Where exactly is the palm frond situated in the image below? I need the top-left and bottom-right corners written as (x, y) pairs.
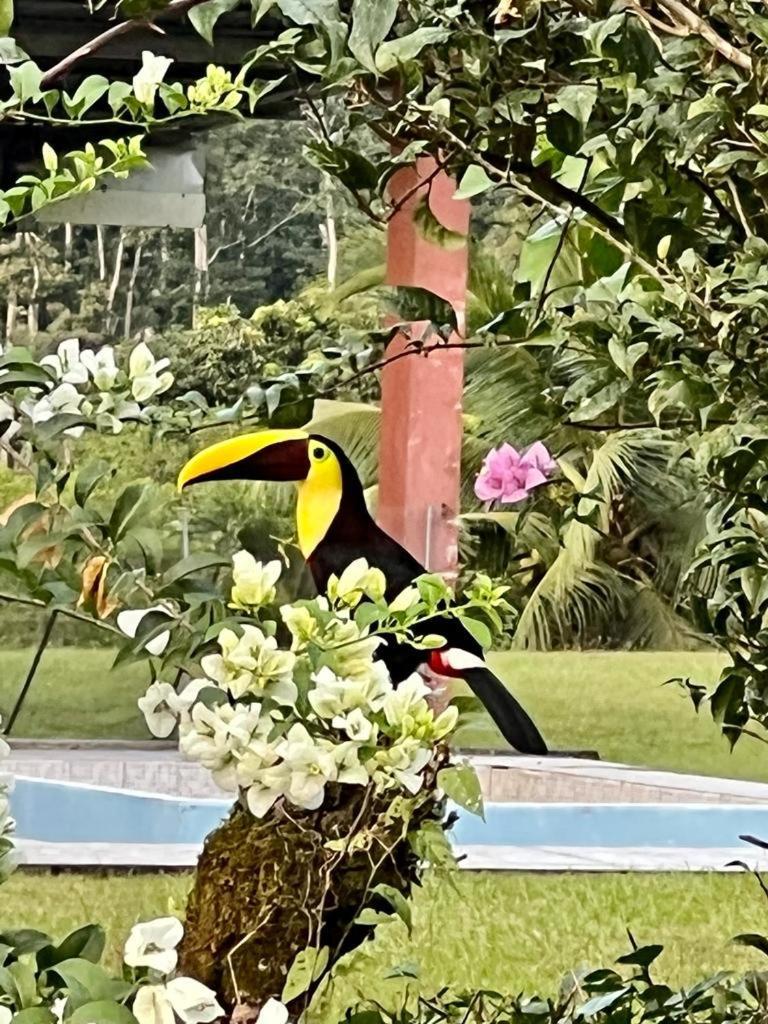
top-left (621, 584), bottom-right (707, 651)
top-left (513, 430), bottom-right (678, 649)
top-left (464, 347), bottom-right (555, 447)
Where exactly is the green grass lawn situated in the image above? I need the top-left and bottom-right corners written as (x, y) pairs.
top-left (2, 646), bottom-right (765, 781)
top-left (2, 871), bottom-right (767, 1005)
top-left (0, 648), bottom-right (150, 739)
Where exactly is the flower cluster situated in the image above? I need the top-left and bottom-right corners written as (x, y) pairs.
top-left (474, 441), bottom-right (556, 504)
top-left (125, 917), bottom-right (223, 1024)
top-left (8, 337), bottom-right (173, 438)
top-left (139, 553), bottom-right (459, 818)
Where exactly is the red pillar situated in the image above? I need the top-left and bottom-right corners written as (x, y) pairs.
top-left (377, 158), bottom-right (470, 573)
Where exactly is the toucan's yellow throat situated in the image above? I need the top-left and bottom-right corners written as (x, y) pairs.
top-left (177, 428), bottom-right (344, 558)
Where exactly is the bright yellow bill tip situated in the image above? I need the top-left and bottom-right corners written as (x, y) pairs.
top-left (177, 428), bottom-right (308, 492)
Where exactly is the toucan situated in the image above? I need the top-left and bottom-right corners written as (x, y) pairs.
top-left (178, 429), bottom-right (548, 755)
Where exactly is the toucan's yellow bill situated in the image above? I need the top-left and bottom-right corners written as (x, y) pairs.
top-left (177, 429), bottom-right (309, 491)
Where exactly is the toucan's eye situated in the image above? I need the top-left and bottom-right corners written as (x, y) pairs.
top-left (311, 445), bottom-right (328, 462)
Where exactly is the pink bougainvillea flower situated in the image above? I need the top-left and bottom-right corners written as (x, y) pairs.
top-left (474, 441), bottom-right (556, 504)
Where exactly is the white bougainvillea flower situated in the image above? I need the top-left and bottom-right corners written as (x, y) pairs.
top-left (133, 984), bottom-right (175, 1024)
top-left (308, 664), bottom-right (390, 720)
top-left (22, 382), bottom-right (86, 437)
top-left (138, 681), bottom-right (179, 739)
top-left (278, 723), bottom-right (338, 810)
top-left (124, 916), bottom-right (184, 975)
top-left (327, 557), bottom-right (386, 607)
top-left (117, 606), bottom-right (171, 656)
top-left (388, 585), bottom-right (421, 613)
top-left (381, 673), bottom-right (431, 729)
top-left (279, 600), bottom-right (326, 650)
top-left (171, 677), bottom-right (211, 717)
top-left (332, 706), bottom-right (377, 744)
top-left (201, 626), bottom-right (297, 703)
top-left (40, 337), bottom-right (89, 384)
top-left (179, 701), bottom-right (268, 793)
top-left (164, 976), bottom-right (225, 1024)
top-left (230, 552), bottom-right (282, 609)
top-left (369, 739), bottom-right (431, 795)
top-left (129, 341), bottom-right (173, 402)
top-left (245, 761), bottom-right (291, 818)
top-left (0, 1007), bottom-right (13, 1024)
top-left (333, 740), bottom-right (369, 786)
top-left (133, 51), bottom-right (174, 107)
top-left (319, 621), bottom-right (384, 683)
top-left (80, 345), bottom-right (118, 391)
top-left (256, 999), bottom-right (289, 1024)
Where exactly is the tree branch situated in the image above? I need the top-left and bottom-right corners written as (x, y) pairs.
top-left (40, 0), bottom-right (213, 89)
top-left (631, 0), bottom-right (752, 71)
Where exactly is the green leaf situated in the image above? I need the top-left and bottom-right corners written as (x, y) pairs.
top-left (733, 933), bottom-right (768, 956)
top-left (7, 961), bottom-right (36, 1010)
top-left (457, 613), bottom-right (493, 650)
top-left (0, 0), bottom-right (13, 35)
top-left (547, 110), bottom-right (583, 155)
top-left (369, 882), bottom-right (413, 934)
top-left (276, 0), bottom-right (339, 25)
top-left (282, 946), bottom-right (327, 1002)
top-left (64, 75), bottom-right (109, 116)
top-left (348, 0), bottom-right (397, 73)
top-left (251, 0), bottom-right (274, 23)
top-left (616, 944), bottom-right (663, 967)
top-left (37, 925), bottom-right (106, 971)
top-left (454, 164), bottom-right (494, 200)
top-left (10, 1010), bottom-right (55, 1024)
top-left (557, 84), bottom-right (598, 126)
top-left (47, 959), bottom-right (130, 1008)
top-left (375, 27), bottom-right (448, 72)
top-left (0, 36), bottom-right (28, 64)
top-left (107, 81), bottom-right (133, 114)
top-left (189, 0), bottom-right (240, 44)
top-left (438, 763), bottom-right (484, 818)
top-left (74, 461), bottom-right (114, 507)
top-left (68, 1002), bottom-right (136, 1024)
top-left (576, 989), bottom-right (630, 1018)
top-left (8, 60), bottom-right (43, 103)
top-left (162, 551), bottom-right (230, 588)
top-left (108, 482), bottom-right (153, 542)
top-left (41, 143), bottom-right (57, 173)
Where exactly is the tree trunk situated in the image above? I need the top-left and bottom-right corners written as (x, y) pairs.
top-left (106, 229), bottom-right (125, 333)
top-left (179, 779), bottom-right (445, 1020)
top-left (124, 242), bottom-right (143, 340)
top-left (63, 222), bottom-right (73, 268)
top-left (5, 291), bottom-right (17, 342)
top-left (96, 225), bottom-right (107, 282)
top-left (193, 225), bottom-right (208, 324)
top-left (28, 253), bottom-right (41, 341)
top-left (323, 191), bottom-right (338, 291)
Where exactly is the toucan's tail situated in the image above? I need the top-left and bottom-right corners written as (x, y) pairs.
top-left (463, 666), bottom-right (548, 755)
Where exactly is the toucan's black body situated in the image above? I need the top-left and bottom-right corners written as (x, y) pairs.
top-left (306, 440), bottom-right (548, 756)
top-left (179, 431), bottom-right (548, 755)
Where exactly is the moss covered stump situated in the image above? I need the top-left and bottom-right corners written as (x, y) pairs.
top-left (178, 781), bottom-right (444, 1017)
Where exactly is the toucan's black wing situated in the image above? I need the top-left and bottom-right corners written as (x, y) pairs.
top-left (377, 615), bottom-right (548, 755)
